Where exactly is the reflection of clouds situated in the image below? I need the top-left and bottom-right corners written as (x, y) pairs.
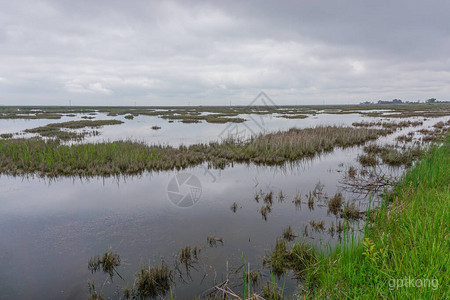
top-left (81, 113), bottom-right (375, 146)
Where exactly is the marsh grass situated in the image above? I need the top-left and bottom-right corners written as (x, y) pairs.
top-left (230, 202), bottom-right (238, 213)
top-left (88, 249), bottom-right (122, 280)
top-left (24, 119), bottom-right (123, 140)
top-left (292, 193), bottom-right (302, 208)
top-left (328, 192), bottom-right (343, 215)
top-left (262, 281), bottom-right (283, 299)
top-left (260, 204), bottom-right (272, 221)
top-left (0, 126), bottom-right (391, 176)
top-left (207, 234), bottom-right (223, 247)
top-left (179, 245), bottom-right (192, 266)
top-left (263, 191), bottom-right (273, 205)
top-left (277, 190), bottom-right (285, 202)
top-left (363, 143), bottom-right (425, 167)
top-left (309, 220), bottom-right (325, 231)
top-left (88, 280), bottom-right (105, 300)
top-left (264, 239), bottom-right (317, 278)
top-left (340, 202), bottom-right (363, 220)
top-left (2, 103), bottom-right (448, 123)
top-left (245, 270), bottom-right (259, 286)
top-left (347, 166), bottom-right (357, 178)
top-left (352, 120), bottom-right (423, 129)
top-left (305, 137), bottom-right (449, 298)
top-left (282, 226), bottom-right (296, 242)
top-left (396, 134), bottom-right (413, 143)
top-left (307, 192), bottom-right (314, 210)
top-left (134, 262), bottom-right (173, 299)
top-left (358, 153), bottom-right (378, 167)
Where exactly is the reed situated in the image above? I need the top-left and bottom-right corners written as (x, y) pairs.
top-left (282, 226), bottom-right (296, 241)
top-left (305, 136), bottom-right (449, 298)
top-left (88, 249), bottom-right (122, 280)
top-left (328, 192), bottom-right (343, 215)
top-left (134, 262), bottom-right (173, 298)
top-left (0, 126), bottom-right (390, 176)
top-left (264, 238), bottom-right (317, 278)
top-left (230, 202), bottom-right (238, 213)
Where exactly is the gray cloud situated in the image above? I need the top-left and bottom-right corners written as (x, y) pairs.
top-left (0, 0), bottom-right (449, 105)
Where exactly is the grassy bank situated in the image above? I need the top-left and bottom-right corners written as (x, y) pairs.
top-left (0, 126), bottom-right (389, 176)
top-left (304, 136), bottom-right (449, 298)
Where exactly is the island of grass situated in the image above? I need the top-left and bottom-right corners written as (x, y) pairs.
top-left (0, 126), bottom-right (391, 176)
top-left (24, 119), bottom-right (124, 140)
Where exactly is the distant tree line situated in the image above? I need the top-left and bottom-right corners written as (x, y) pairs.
top-left (360, 98), bottom-right (446, 105)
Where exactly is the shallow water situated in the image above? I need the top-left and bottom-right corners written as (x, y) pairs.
top-left (0, 112), bottom-right (448, 299)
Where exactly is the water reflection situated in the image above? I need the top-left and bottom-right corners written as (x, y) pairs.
top-left (0, 114), bottom-right (448, 298)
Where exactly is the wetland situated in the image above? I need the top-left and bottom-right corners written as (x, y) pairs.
top-left (0, 104), bottom-right (449, 299)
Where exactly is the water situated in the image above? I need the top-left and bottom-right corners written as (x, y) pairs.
top-left (0, 112), bottom-right (448, 299)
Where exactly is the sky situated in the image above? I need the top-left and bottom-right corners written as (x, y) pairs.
top-left (0, 0), bottom-right (449, 106)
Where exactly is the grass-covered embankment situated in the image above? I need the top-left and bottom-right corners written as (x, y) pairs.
top-left (305, 136), bottom-right (449, 298)
top-left (0, 126), bottom-right (389, 176)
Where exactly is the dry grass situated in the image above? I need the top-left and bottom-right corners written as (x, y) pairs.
top-left (0, 126), bottom-right (390, 176)
top-left (363, 143), bottom-right (425, 167)
top-left (24, 120), bottom-right (123, 140)
top-left (358, 153), bottom-right (378, 167)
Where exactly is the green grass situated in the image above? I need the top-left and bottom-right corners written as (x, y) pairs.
top-left (0, 126), bottom-right (389, 176)
top-left (305, 136), bottom-right (449, 298)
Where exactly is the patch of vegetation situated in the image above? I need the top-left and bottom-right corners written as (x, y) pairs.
top-left (309, 220), bottom-right (325, 231)
top-left (207, 234), bottom-right (223, 247)
top-left (133, 262), bottom-right (173, 299)
top-left (282, 226), bottom-right (296, 241)
top-left (264, 239), bottom-right (317, 278)
top-left (358, 153), bottom-right (378, 167)
top-left (23, 120), bottom-right (123, 140)
top-left (0, 126), bottom-right (390, 176)
top-left (340, 202), bottom-right (363, 220)
top-left (328, 192), bottom-right (343, 215)
top-left (2, 103), bottom-right (448, 123)
top-left (88, 249), bottom-right (122, 280)
top-left (0, 133), bottom-right (13, 139)
top-left (230, 202), bottom-right (238, 213)
top-left (363, 143), bottom-right (425, 167)
top-left (305, 137), bottom-right (449, 298)
top-left (352, 120), bottom-right (423, 129)
top-left (292, 193), bottom-right (302, 208)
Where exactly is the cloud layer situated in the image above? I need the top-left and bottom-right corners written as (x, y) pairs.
top-left (1, 0), bottom-right (449, 105)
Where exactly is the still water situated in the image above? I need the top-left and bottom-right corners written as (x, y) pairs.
top-left (0, 113), bottom-right (446, 299)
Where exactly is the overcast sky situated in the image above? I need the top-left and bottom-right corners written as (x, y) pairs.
top-left (1, 0), bottom-right (449, 106)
